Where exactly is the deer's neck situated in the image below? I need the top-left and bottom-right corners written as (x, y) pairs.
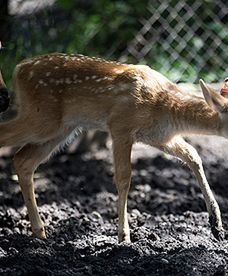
top-left (173, 97), bottom-right (221, 136)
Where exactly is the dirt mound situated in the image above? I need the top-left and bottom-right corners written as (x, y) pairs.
top-left (0, 136), bottom-right (228, 275)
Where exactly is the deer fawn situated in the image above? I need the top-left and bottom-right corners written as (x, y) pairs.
top-left (0, 53), bottom-right (226, 242)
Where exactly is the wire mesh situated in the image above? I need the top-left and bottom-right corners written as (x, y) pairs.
top-left (124, 0), bottom-right (228, 83)
top-left (2, 0), bottom-right (228, 84)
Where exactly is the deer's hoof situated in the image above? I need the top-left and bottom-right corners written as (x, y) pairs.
top-left (32, 227), bottom-right (47, 239)
top-left (118, 233), bottom-right (131, 243)
top-left (211, 226), bottom-right (225, 241)
top-left (209, 216), bottom-right (225, 241)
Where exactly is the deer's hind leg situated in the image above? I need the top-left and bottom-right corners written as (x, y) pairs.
top-left (13, 138), bottom-right (62, 238)
top-left (159, 136), bottom-right (224, 240)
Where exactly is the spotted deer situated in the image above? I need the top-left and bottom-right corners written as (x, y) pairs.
top-left (0, 53), bottom-right (226, 242)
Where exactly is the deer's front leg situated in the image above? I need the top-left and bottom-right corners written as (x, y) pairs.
top-left (112, 134), bottom-right (133, 243)
top-left (160, 136), bottom-right (224, 240)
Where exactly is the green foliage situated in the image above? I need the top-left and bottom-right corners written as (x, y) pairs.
top-left (0, 0), bottom-right (227, 87)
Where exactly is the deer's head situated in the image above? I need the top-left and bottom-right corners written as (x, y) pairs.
top-left (200, 79), bottom-right (228, 138)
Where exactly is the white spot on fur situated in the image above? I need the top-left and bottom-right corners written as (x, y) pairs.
top-left (65, 78), bottom-right (72, 84)
top-left (28, 71), bottom-right (34, 80)
top-left (115, 69), bottom-right (124, 74)
top-left (18, 59), bottom-right (33, 67)
top-left (34, 61), bottom-right (40, 65)
top-left (46, 72), bottom-right (51, 76)
top-left (85, 76), bottom-right (90, 80)
top-left (54, 66), bottom-right (59, 69)
top-left (38, 79), bottom-right (47, 86)
top-left (95, 78), bottom-right (103, 82)
top-left (103, 76), bottom-right (113, 81)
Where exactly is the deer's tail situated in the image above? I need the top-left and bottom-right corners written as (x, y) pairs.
top-left (0, 69), bottom-right (10, 113)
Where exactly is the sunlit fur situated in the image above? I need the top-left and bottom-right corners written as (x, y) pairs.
top-left (0, 53), bottom-right (226, 241)
top-left (2, 53), bottom-right (220, 147)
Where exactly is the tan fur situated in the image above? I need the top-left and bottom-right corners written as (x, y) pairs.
top-left (0, 53), bottom-right (226, 241)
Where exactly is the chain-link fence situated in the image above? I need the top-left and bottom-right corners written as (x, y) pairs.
top-left (1, 0), bottom-right (228, 85)
top-left (124, 0), bottom-right (228, 83)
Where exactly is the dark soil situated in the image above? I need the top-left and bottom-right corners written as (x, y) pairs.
top-left (0, 136), bottom-right (228, 275)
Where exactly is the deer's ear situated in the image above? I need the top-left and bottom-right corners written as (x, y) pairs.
top-left (199, 79), bottom-right (226, 113)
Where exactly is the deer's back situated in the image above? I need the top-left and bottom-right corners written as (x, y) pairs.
top-left (12, 53), bottom-right (180, 133)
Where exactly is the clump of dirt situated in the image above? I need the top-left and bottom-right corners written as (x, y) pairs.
top-left (0, 136), bottom-right (228, 275)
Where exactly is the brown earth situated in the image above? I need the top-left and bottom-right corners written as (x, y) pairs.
top-left (0, 135), bottom-right (228, 275)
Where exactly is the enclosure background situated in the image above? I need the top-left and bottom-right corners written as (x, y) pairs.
top-left (0, 0), bottom-right (227, 88)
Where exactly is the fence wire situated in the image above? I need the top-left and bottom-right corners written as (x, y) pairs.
top-left (3, 0), bottom-right (228, 85)
top-left (124, 0), bottom-right (228, 83)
